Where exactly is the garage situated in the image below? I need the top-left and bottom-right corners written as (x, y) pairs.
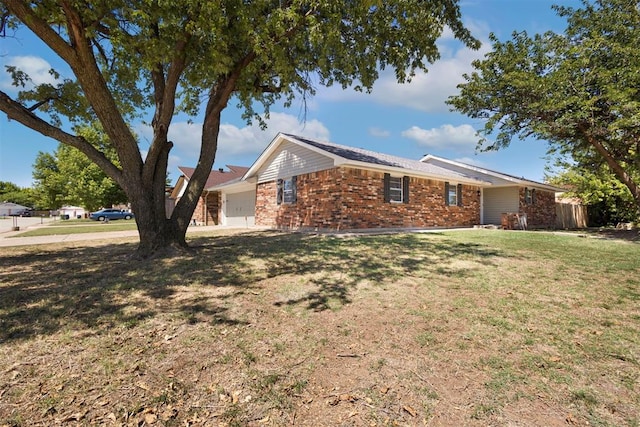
top-left (223, 190), bottom-right (255, 227)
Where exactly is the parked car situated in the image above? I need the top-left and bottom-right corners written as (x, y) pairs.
top-left (9, 209), bottom-right (32, 217)
top-left (89, 208), bottom-right (134, 221)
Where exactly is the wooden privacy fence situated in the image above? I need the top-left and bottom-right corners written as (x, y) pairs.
top-left (556, 202), bottom-right (587, 229)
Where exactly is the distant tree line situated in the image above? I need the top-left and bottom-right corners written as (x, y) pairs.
top-left (2, 123), bottom-right (127, 211)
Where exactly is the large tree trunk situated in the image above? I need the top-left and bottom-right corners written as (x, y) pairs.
top-left (130, 91), bottom-right (226, 258)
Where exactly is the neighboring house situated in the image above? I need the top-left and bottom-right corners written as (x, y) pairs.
top-left (59, 206), bottom-right (87, 219)
top-left (0, 202), bottom-right (29, 216)
top-left (171, 165), bottom-right (249, 225)
top-left (236, 133), bottom-right (561, 230)
top-left (207, 176), bottom-right (257, 227)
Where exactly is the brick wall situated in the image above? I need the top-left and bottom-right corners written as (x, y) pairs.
top-left (191, 191), bottom-right (220, 225)
top-left (255, 167), bottom-right (480, 230)
top-left (519, 188), bottom-right (556, 228)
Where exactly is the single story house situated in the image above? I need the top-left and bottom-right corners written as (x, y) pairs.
top-left (0, 202), bottom-right (29, 216)
top-left (171, 165), bottom-right (249, 225)
top-left (186, 133), bottom-right (562, 230)
top-left (59, 206), bottom-right (87, 219)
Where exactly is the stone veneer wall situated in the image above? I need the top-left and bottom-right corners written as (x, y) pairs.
top-left (519, 188), bottom-right (556, 227)
top-left (255, 167), bottom-right (480, 230)
top-left (191, 191), bottom-right (220, 225)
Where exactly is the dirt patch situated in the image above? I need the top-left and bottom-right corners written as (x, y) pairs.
top-left (576, 227), bottom-right (640, 242)
top-left (0, 230), bottom-right (638, 426)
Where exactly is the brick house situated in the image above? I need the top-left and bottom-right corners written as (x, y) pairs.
top-left (234, 133), bottom-right (560, 230)
top-left (171, 165), bottom-right (249, 225)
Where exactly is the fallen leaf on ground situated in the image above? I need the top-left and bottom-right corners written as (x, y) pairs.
top-left (403, 405), bottom-right (417, 417)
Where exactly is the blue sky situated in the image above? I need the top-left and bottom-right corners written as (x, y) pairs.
top-left (0, 0), bottom-right (582, 188)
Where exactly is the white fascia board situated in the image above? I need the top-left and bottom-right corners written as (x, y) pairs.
top-left (243, 133), bottom-right (341, 180)
top-left (422, 154), bottom-right (521, 183)
top-left (422, 154), bottom-right (562, 191)
top-left (242, 133), bottom-right (290, 180)
top-left (207, 179), bottom-right (255, 193)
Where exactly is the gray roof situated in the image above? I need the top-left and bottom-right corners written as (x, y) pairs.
top-left (421, 154), bottom-right (564, 191)
top-left (285, 134), bottom-right (488, 184)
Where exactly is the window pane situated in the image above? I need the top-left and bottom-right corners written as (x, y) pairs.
top-left (389, 177), bottom-right (402, 202)
top-left (448, 187), bottom-right (457, 206)
top-left (283, 177), bottom-right (296, 203)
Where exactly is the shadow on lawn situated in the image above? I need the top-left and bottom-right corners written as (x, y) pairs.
top-left (0, 231), bottom-right (503, 343)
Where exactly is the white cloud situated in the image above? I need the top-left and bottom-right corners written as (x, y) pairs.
top-left (316, 28), bottom-right (491, 113)
top-left (368, 127), bottom-right (391, 138)
top-left (0, 56), bottom-right (58, 90)
top-left (137, 112), bottom-right (331, 161)
top-left (401, 124), bottom-right (479, 151)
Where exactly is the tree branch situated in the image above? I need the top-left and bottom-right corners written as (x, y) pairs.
top-left (0, 90), bottom-right (123, 185)
top-left (27, 96), bottom-right (58, 112)
top-left (582, 127), bottom-right (640, 203)
top-left (3, 0), bottom-right (77, 65)
top-left (143, 32), bottom-right (190, 185)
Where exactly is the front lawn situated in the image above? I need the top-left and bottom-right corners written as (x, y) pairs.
top-left (0, 230), bottom-right (638, 426)
top-left (13, 220), bottom-right (138, 237)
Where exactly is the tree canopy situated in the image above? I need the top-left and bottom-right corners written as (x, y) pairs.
top-left (549, 162), bottom-right (638, 226)
top-left (1, 0), bottom-right (479, 257)
top-left (32, 123), bottom-right (128, 211)
top-left (447, 0), bottom-right (640, 216)
top-left (0, 181), bottom-right (34, 207)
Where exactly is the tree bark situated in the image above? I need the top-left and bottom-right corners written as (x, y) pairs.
top-left (2, 2), bottom-right (256, 258)
top-left (585, 132), bottom-right (640, 216)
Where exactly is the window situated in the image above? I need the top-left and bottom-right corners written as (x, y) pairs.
top-left (384, 174), bottom-right (409, 203)
top-left (444, 182), bottom-right (463, 206)
top-left (389, 176), bottom-right (403, 203)
top-left (525, 187), bottom-right (536, 205)
top-left (277, 176), bottom-right (297, 204)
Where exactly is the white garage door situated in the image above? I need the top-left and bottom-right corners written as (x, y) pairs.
top-left (225, 190), bottom-right (255, 227)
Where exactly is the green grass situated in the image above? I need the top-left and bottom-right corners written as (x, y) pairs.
top-left (12, 220), bottom-right (138, 237)
top-left (0, 229), bottom-right (638, 426)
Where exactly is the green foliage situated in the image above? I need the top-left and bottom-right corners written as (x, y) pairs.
top-left (0, 181), bottom-right (35, 207)
top-left (550, 164), bottom-right (638, 226)
top-left (1, 0), bottom-right (479, 255)
top-left (32, 123), bottom-right (127, 211)
top-left (448, 0), bottom-right (640, 214)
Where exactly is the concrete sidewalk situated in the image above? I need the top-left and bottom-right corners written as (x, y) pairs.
top-left (0, 220), bottom-right (223, 248)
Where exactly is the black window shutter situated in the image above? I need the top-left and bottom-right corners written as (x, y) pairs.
top-left (276, 179), bottom-right (283, 205)
top-left (444, 182), bottom-right (450, 206)
top-left (532, 189), bottom-right (536, 205)
top-left (383, 173), bottom-right (391, 203)
top-left (402, 176), bottom-right (409, 203)
top-left (457, 184), bottom-right (463, 207)
top-left (292, 176), bottom-right (297, 203)
top-left (525, 187), bottom-right (529, 204)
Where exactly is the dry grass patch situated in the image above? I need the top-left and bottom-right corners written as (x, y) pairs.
top-left (0, 229), bottom-right (638, 426)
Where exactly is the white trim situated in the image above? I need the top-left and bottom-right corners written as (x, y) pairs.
top-left (421, 154), bottom-right (562, 192)
top-left (244, 133), bottom-right (486, 186)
